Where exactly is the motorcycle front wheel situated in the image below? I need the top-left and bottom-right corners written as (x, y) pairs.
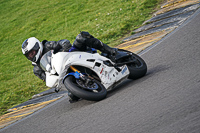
top-left (63, 76), bottom-right (107, 101)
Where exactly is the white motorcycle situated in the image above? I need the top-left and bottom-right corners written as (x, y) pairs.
top-left (40, 49), bottom-right (147, 101)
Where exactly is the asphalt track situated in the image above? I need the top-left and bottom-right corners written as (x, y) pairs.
top-left (1, 9), bottom-right (200, 133)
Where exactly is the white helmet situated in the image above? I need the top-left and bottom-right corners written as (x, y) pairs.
top-left (22, 37), bottom-right (43, 63)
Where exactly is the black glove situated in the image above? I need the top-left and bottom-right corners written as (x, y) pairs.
top-left (53, 44), bottom-right (62, 54)
top-left (58, 39), bottom-right (72, 52)
top-left (80, 31), bottom-right (94, 38)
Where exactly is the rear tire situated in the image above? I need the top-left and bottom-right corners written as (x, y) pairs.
top-left (118, 49), bottom-right (147, 79)
top-left (64, 76), bottom-right (107, 101)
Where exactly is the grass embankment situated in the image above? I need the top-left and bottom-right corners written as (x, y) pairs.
top-left (0, 0), bottom-right (164, 115)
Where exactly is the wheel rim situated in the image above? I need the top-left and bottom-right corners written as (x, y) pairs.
top-left (76, 79), bottom-right (98, 90)
top-left (72, 77), bottom-right (104, 93)
top-left (117, 54), bottom-right (143, 68)
top-left (129, 55), bottom-right (143, 68)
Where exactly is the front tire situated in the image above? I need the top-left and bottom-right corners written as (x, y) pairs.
top-left (64, 76), bottom-right (107, 101)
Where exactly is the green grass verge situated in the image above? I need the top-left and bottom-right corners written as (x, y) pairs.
top-left (0, 0), bottom-right (165, 115)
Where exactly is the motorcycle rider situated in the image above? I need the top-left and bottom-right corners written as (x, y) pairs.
top-left (22, 31), bottom-right (118, 101)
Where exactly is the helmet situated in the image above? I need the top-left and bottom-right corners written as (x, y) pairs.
top-left (22, 37), bottom-right (43, 63)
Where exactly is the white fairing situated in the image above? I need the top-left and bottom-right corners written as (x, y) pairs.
top-left (45, 72), bottom-right (59, 87)
top-left (45, 51), bottom-right (130, 90)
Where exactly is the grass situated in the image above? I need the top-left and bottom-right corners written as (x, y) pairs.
top-left (0, 0), bottom-right (165, 115)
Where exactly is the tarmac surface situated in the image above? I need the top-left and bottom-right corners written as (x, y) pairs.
top-left (1, 0), bottom-right (200, 132)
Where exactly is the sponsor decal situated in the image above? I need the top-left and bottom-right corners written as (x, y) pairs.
top-left (100, 68), bottom-right (104, 74)
top-left (121, 66), bottom-right (128, 75)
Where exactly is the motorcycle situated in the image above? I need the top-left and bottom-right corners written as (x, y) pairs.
top-left (40, 48), bottom-right (147, 101)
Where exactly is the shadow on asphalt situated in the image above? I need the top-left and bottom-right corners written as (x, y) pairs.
top-left (106, 64), bottom-right (171, 98)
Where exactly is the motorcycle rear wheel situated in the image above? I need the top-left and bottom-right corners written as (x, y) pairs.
top-left (118, 49), bottom-right (147, 79)
top-left (63, 76), bottom-right (107, 101)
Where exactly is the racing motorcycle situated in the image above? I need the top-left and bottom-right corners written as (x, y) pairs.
top-left (40, 49), bottom-right (147, 101)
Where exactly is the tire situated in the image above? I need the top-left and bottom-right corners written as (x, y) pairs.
top-left (118, 49), bottom-right (147, 79)
top-left (63, 76), bottom-right (107, 101)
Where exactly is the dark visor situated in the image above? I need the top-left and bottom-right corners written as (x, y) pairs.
top-left (25, 50), bottom-right (37, 61)
top-left (25, 42), bottom-right (40, 62)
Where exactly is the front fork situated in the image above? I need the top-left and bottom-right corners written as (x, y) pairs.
top-left (69, 66), bottom-right (85, 79)
top-left (70, 66), bottom-right (80, 73)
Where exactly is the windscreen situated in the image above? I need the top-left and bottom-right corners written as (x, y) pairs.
top-left (40, 50), bottom-right (53, 72)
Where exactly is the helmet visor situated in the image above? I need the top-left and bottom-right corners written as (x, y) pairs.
top-left (25, 49), bottom-right (37, 62)
top-left (24, 42), bottom-right (40, 62)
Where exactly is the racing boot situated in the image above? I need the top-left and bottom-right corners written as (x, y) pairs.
top-left (96, 42), bottom-right (128, 63)
top-left (84, 37), bottom-right (121, 62)
top-left (99, 43), bottom-right (119, 62)
top-left (68, 92), bottom-right (80, 103)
